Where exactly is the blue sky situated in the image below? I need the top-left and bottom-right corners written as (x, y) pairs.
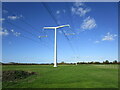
top-left (1, 2), bottom-right (118, 63)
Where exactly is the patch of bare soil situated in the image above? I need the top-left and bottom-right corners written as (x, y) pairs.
top-left (2, 70), bottom-right (36, 82)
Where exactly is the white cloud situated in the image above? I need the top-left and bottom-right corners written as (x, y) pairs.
top-left (58, 30), bottom-right (62, 34)
top-left (11, 29), bottom-right (14, 32)
top-left (81, 16), bottom-right (96, 30)
top-left (71, 7), bottom-right (76, 13)
top-left (74, 2), bottom-right (84, 7)
top-left (8, 15), bottom-right (23, 20)
top-left (8, 16), bottom-right (19, 20)
top-left (13, 32), bottom-right (21, 37)
top-left (94, 40), bottom-right (100, 44)
top-left (10, 29), bottom-right (21, 37)
top-left (59, 30), bottom-right (68, 35)
top-left (93, 32), bottom-right (117, 44)
top-left (0, 28), bottom-right (9, 36)
top-left (71, 2), bottom-right (91, 17)
top-left (102, 32), bottom-right (117, 41)
top-left (0, 18), bottom-right (5, 22)
top-left (56, 10), bottom-right (60, 14)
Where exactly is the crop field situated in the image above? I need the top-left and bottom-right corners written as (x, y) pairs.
top-left (2, 64), bottom-right (118, 88)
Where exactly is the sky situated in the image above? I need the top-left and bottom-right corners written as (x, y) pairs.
top-left (0, 2), bottom-right (118, 63)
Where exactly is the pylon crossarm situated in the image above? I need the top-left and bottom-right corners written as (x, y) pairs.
top-left (43, 27), bottom-right (56, 29)
top-left (56, 24), bottom-right (70, 29)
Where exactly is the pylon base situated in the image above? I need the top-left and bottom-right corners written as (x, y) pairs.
top-left (53, 65), bottom-right (57, 67)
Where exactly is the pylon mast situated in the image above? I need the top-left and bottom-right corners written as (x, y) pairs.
top-left (43, 24), bottom-right (70, 67)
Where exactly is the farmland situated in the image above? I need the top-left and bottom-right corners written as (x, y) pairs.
top-left (2, 64), bottom-right (118, 88)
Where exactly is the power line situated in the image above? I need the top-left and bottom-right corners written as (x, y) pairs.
top-left (3, 27), bottom-right (42, 45)
top-left (4, 26), bottom-right (43, 44)
top-left (4, 7), bottom-right (53, 48)
top-left (6, 13), bottom-right (53, 49)
top-left (5, 22), bottom-right (52, 50)
top-left (16, 11), bottom-right (54, 45)
top-left (19, 18), bottom-right (47, 36)
top-left (42, 3), bottom-right (68, 38)
top-left (6, 20), bottom-right (38, 38)
top-left (21, 34), bottom-right (42, 44)
top-left (42, 2), bottom-right (76, 54)
top-left (42, 3), bottom-right (59, 25)
top-left (16, 33), bottom-right (51, 50)
top-left (4, 7), bottom-right (46, 35)
top-left (4, 3), bottom-right (76, 54)
top-left (67, 3), bottom-right (76, 33)
top-left (20, 34), bottom-right (52, 50)
top-left (65, 2), bottom-right (79, 54)
top-left (19, 18), bottom-right (54, 45)
top-left (19, 19), bottom-right (41, 33)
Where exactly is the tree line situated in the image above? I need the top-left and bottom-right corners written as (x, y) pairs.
top-left (0, 60), bottom-right (119, 65)
top-left (76, 60), bottom-right (118, 64)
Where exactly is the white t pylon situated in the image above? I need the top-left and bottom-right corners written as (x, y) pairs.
top-left (43, 24), bottom-right (70, 67)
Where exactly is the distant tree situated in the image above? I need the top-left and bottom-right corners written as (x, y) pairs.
top-left (80, 62), bottom-right (87, 64)
top-left (109, 62), bottom-right (113, 64)
top-left (59, 61), bottom-right (66, 65)
top-left (89, 61), bottom-right (94, 64)
top-left (61, 61), bottom-right (65, 64)
top-left (113, 60), bottom-right (117, 64)
top-left (9, 62), bottom-right (16, 65)
top-left (103, 60), bottom-right (109, 64)
top-left (9, 62), bottom-right (15, 64)
top-left (77, 62), bottom-right (81, 64)
top-left (94, 62), bottom-right (100, 64)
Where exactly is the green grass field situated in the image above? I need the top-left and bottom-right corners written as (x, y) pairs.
top-left (2, 64), bottom-right (118, 88)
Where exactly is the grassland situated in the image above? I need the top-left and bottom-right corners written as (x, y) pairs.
top-left (2, 64), bottom-right (118, 88)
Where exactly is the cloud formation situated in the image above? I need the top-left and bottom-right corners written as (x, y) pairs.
top-left (71, 2), bottom-right (91, 17)
top-left (94, 40), bottom-right (100, 44)
top-left (0, 28), bottom-right (9, 36)
top-left (56, 10), bottom-right (60, 14)
top-left (102, 32), bottom-right (117, 41)
top-left (0, 18), bottom-right (5, 22)
top-left (81, 16), bottom-right (96, 30)
top-left (56, 9), bottom-right (66, 15)
top-left (58, 30), bottom-right (62, 34)
top-left (94, 32), bottom-right (117, 44)
top-left (10, 29), bottom-right (21, 37)
top-left (13, 32), bottom-right (21, 37)
top-left (74, 2), bottom-right (84, 7)
top-left (8, 15), bottom-right (23, 20)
